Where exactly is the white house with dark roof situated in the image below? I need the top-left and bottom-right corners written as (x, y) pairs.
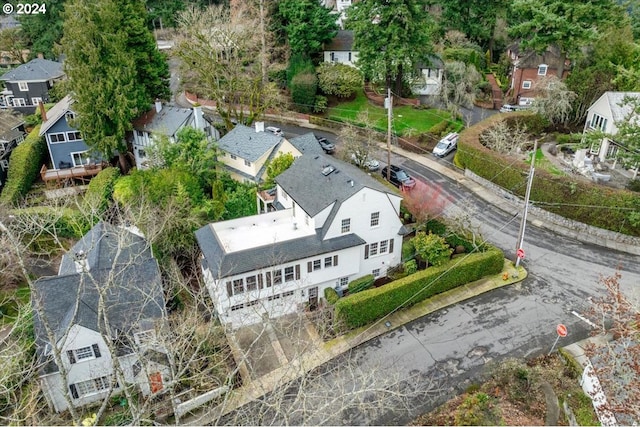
top-left (323, 30), bottom-right (358, 67)
top-left (217, 123), bottom-right (305, 184)
top-left (32, 223), bottom-right (169, 413)
top-left (131, 101), bottom-right (215, 169)
top-left (196, 153), bottom-right (405, 328)
top-left (583, 92), bottom-right (640, 168)
top-left (0, 110), bottom-right (25, 187)
top-left (0, 58), bottom-right (65, 114)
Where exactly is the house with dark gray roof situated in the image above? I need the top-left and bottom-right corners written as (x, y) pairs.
top-left (131, 101), bottom-right (216, 169)
top-left (0, 58), bottom-right (65, 114)
top-left (217, 122), bottom-right (306, 184)
top-left (0, 110), bottom-right (25, 187)
top-left (196, 153), bottom-right (405, 328)
top-left (32, 222), bottom-right (169, 413)
top-left (583, 91), bottom-right (640, 173)
top-left (323, 30), bottom-right (358, 67)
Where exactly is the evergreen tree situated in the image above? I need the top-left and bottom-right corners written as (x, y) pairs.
top-left (61, 0), bottom-right (169, 170)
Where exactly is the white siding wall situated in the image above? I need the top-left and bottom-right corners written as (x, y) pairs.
top-left (323, 51), bottom-right (358, 67)
top-left (584, 94), bottom-right (617, 162)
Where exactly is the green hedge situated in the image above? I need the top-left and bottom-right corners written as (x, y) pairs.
top-left (455, 113), bottom-right (640, 237)
top-left (84, 167), bottom-right (120, 212)
top-left (0, 124), bottom-right (46, 206)
top-left (348, 274), bottom-right (375, 294)
top-left (324, 287), bottom-right (339, 305)
top-left (335, 246), bottom-right (504, 329)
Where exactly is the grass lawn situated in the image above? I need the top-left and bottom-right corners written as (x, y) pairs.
top-left (527, 148), bottom-right (565, 176)
top-left (326, 90), bottom-right (460, 136)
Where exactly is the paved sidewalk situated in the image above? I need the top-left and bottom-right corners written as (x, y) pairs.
top-left (185, 260), bottom-right (527, 425)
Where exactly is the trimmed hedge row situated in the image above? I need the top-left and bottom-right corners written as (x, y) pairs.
top-left (455, 113), bottom-right (640, 237)
top-left (0, 124), bottom-right (46, 206)
top-left (84, 167), bottom-right (120, 212)
top-left (348, 274), bottom-right (375, 294)
top-left (335, 246), bottom-right (504, 329)
top-left (324, 287), bottom-right (339, 305)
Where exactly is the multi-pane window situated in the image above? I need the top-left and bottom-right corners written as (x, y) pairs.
top-left (18, 81), bottom-right (28, 91)
top-left (31, 97), bottom-right (42, 105)
top-left (324, 256), bottom-right (333, 267)
top-left (370, 212), bottom-right (380, 227)
top-left (75, 346), bottom-right (94, 361)
top-left (339, 277), bottom-right (349, 287)
top-left (230, 154), bottom-right (237, 160)
top-left (74, 376), bottom-right (110, 397)
top-left (67, 344), bottom-right (101, 364)
top-left (285, 266), bottom-right (295, 281)
top-left (65, 112), bottom-right (75, 121)
top-left (273, 269), bottom-right (282, 285)
top-left (268, 294), bottom-right (281, 301)
top-left (231, 303), bottom-right (244, 311)
top-left (313, 259), bottom-right (321, 271)
top-left (522, 80), bottom-right (532, 89)
top-left (380, 240), bottom-right (388, 254)
top-left (72, 151), bottom-right (90, 167)
top-left (369, 242), bottom-right (378, 256)
top-left (49, 133), bottom-right (66, 143)
top-left (244, 159), bottom-right (251, 166)
top-left (590, 114), bottom-right (608, 131)
top-left (341, 218), bottom-right (350, 233)
top-left (246, 276), bottom-right (257, 291)
top-left (537, 64), bottom-right (548, 76)
top-left (67, 131), bottom-right (82, 141)
top-left (372, 269), bottom-right (381, 277)
top-left (283, 290), bottom-right (294, 297)
top-left (233, 279), bottom-right (244, 295)
top-left (12, 98), bottom-right (26, 107)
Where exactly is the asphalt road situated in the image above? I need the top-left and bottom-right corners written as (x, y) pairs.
top-left (262, 123), bottom-right (640, 425)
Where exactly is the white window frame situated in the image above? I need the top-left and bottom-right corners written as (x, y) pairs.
top-left (341, 218), bottom-right (351, 233)
top-left (339, 277), bottom-right (348, 287)
top-left (244, 159), bottom-right (251, 167)
top-left (65, 112), bottom-right (75, 122)
top-left (17, 81), bottom-right (28, 91)
top-left (75, 376), bottom-right (110, 398)
top-left (230, 154), bottom-right (237, 160)
top-left (370, 242), bottom-right (378, 256)
top-left (74, 346), bottom-right (95, 361)
top-left (31, 97), bottom-right (42, 106)
top-left (380, 240), bottom-right (388, 254)
top-left (522, 80), bottom-right (532, 90)
top-left (537, 64), bottom-right (548, 76)
top-left (71, 151), bottom-right (90, 167)
top-left (370, 211), bottom-right (380, 227)
top-left (49, 133), bottom-right (66, 143)
top-left (134, 330), bottom-right (156, 347)
top-left (324, 256), bottom-right (333, 268)
top-left (67, 131), bottom-right (82, 141)
top-left (0, 159), bottom-right (8, 170)
top-left (372, 268), bottom-right (381, 277)
top-left (12, 98), bottom-right (26, 107)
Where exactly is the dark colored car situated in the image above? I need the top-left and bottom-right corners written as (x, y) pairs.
top-left (316, 136), bottom-right (335, 154)
top-left (381, 165), bottom-right (416, 189)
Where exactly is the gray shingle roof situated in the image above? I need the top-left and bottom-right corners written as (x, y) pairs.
top-left (288, 132), bottom-right (324, 156)
top-left (324, 30), bottom-right (354, 51)
top-left (132, 105), bottom-right (193, 137)
top-left (604, 92), bottom-right (640, 122)
top-left (196, 225), bottom-right (365, 278)
top-left (218, 124), bottom-right (281, 162)
top-left (32, 223), bottom-right (165, 371)
top-left (0, 58), bottom-right (64, 82)
top-left (275, 153), bottom-right (393, 217)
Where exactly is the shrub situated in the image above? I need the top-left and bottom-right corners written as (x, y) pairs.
top-left (412, 231), bottom-right (453, 266)
top-left (290, 72), bottom-right (318, 114)
top-left (84, 167), bottom-right (120, 212)
top-left (313, 95), bottom-right (328, 113)
top-left (287, 54), bottom-right (315, 86)
top-left (0, 124), bottom-right (46, 206)
top-left (403, 259), bottom-right (417, 275)
top-left (335, 246), bottom-right (504, 328)
top-left (13, 206), bottom-right (92, 239)
top-left (317, 62), bottom-right (363, 98)
top-left (348, 274), bottom-right (375, 294)
top-left (428, 120), bottom-right (449, 136)
top-left (626, 179), bottom-right (640, 193)
top-left (324, 287), bottom-right (339, 305)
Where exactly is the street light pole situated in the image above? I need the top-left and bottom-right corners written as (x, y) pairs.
top-left (386, 85), bottom-right (392, 181)
top-left (515, 139), bottom-right (538, 268)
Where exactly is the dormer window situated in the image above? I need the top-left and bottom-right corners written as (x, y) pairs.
top-left (538, 64), bottom-right (548, 76)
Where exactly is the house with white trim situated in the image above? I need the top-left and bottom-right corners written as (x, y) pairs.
top-left (217, 123), bottom-right (312, 185)
top-left (323, 30), bottom-right (358, 67)
top-left (131, 101), bottom-right (216, 169)
top-left (583, 91), bottom-right (640, 170)
top-left (0, 58), bottom-right (65, 114)
top-left (196, 153), bottom-right (405, 329)
top-left (32, 222), bottom-right (169, 413)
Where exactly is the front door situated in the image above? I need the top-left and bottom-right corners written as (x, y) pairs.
top-left (308, 287), bottom-right (318, 311)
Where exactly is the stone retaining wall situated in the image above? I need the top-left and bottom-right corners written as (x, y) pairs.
top-left (465, 169), bottom-right (640, 253)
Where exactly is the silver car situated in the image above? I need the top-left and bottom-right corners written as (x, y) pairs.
top-left (351, 152), bottom-right (379, 171)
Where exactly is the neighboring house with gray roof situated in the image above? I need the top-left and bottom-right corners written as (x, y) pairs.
top-left (217, 122), bottom-right (304, 184)
top-left (0, 110), bottom-right (25, 187)
top-left (195, 153), bottom-right (404, 329)
top-left (0, 58), bottom-right (65, 114)
top-left (323, 30), bottom-right (358, 67)
top-left (32, 222), bottom-right (169, 413)
top-left (413, 55), bottom-right (444, 98)
top-left (131, 101), bottom-right (217, 169)
top-left (583, 91), bottom-right (640, 169)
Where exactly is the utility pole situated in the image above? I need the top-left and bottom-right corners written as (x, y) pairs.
top-left (386, 86), bottom-right (392, 181)
top-left (515, 139), bottom-right (538, 268)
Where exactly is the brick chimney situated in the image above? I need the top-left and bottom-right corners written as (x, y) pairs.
top-left (38, 101), bottom-right (47, 122)
top-left (37, 53), bottom-right (44, 59)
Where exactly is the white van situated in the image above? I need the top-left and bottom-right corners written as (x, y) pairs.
top-left (265, 126), bottom-right (284, 137)
top-left (433, 132), bottom-right (459, 157)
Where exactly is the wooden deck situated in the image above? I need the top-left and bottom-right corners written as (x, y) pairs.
top-left (40, 164), bottom-right (103, 188)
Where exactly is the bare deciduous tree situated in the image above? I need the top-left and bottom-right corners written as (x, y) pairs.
top-left (532, 76), bottom-right (577, 127)
top-left (479, 120), bottom-right (530, 154)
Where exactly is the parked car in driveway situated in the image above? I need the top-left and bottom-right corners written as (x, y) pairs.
top-left (350, 152), bottom-right (380, 171)
top-left (381, 165), bottom-right (416, 189)
top-left (433, 132), bottom-right (459, 157)
top-left (316, 136), bottom-right (335, 154)
top-left (266, 126), bottom-right (283, 136)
